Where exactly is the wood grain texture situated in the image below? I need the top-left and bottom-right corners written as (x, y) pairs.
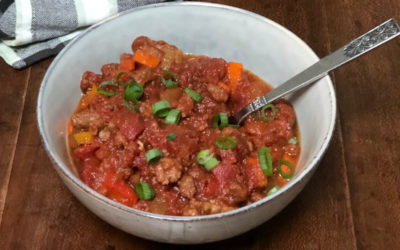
top-left (0, 59), bottom-right (30, 224)
top-left (322, 0), bottom-right (400, 249)
top-left (0, 0), bottom-right (399, 249)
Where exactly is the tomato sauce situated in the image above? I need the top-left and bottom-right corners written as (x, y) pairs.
top-left (68, 36), bottom-right (300, 216)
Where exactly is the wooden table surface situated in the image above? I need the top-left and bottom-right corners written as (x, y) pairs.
top-left (1, 0), bottom-right (399, 249)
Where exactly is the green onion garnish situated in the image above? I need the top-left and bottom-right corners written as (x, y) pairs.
top-left (116, 72), bottom-right (128, 84)
top-left (197, 149), bottom-right (213, 165)
top-left (288, 137), bottom-right (298, 145)
top-left (146, 148), bottom-right (163, 165)
top-left (212, 113), bottom-right (228, 130)
top-left (124, 81), bottom-right (143, 101)
top-left (161, 71), bottom-right (179, 88)
top-left (261, 103), bottom-right (276, 122)
top-left (216, 137), bottom-right (237, 149)
top-left (165, 109), bottom-right (181, 124)
top-left (267, 185), bottom-right (280, 196)
top-left (98, 81), bottom-right (118, 96)
top-left (196, 149), bottom-right (220, 171)
top-left (166, 132), bottom-right (176, 141)
top-left (258, 146), bottom-right (273, 176)
top-left (204, 157), bottom-right (220, 171)
top-left (123, 81), bottom-right (143, 112)
top-left (152, 100), bottom-right (171, 117)
top-left (184, 88), bottom-right (203, 102)
top-left (277, 159), bottom-right (295, 179)
top-left (135, 182), bottom-right (155, 200)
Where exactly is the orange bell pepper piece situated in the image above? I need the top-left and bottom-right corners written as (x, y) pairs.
top-left (73, 132), bottom-right (94, 145)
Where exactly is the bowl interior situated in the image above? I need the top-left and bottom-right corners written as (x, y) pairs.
top-left (38, 3), bottom-right (335, 217)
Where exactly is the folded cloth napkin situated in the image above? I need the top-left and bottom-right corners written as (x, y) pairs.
top-left (0, 0), bottom-right (179, 69)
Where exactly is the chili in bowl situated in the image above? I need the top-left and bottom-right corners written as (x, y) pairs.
top-left (68, 36), bottom-right (301, 216)
top-left (37, 2), bottom-right (336, 243)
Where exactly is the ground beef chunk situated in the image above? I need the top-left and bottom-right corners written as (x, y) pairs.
top-left (178, 175), bottom-right (196, 199)
top-left (177, 93), bottom-right (194, 118)
top-left (207, 84), bottom-right (229, 102)
top-left (80, 71), bottom-right (101, 94)
top-left (154, 158), bottom-right (183, 185)
top-left (71, 109), bottom-right (102, 131)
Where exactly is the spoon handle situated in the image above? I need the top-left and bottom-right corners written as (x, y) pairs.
top-left (235, 18), bottom-right (400, 124)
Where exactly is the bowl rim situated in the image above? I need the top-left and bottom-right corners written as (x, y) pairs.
top-left (37, 1), bottom-right (337, 222)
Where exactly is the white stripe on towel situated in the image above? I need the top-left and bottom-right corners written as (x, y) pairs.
top-left (3, 0), bottom-right (33, 46)
top-left (0, 43), bottom-right (22, 66)
top-left (75, 0), bottom-right (118, 27)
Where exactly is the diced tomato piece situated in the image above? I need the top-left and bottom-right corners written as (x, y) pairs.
top-left (74, 141), bottom-right (101, 160)
top-left (244, 157), bottom-right (267, 191)
top-left (102, 172), bottom-right (138, 207)
top-left (204, 177), bottom-right (219, 198)
top-left (114, 110), bottom-right (145, 141)
top-left (211, 161), bottom-right (239, 188)
top-left (80, 157), bottom-right (100, 187)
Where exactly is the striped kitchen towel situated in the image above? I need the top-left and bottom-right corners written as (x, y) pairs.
top-left (0, 0), bottom-right (179, 69)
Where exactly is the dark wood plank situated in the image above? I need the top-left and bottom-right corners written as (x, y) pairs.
top-left (0, 59), bottom-right (30, 223)
top-left (323, 0), bottom-right (400, 249)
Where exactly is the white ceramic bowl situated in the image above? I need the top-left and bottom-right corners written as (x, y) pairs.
top-left (37, 2), bottom-right (336, 244)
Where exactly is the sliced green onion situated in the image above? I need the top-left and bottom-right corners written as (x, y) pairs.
top-left (267, 185), bottom-right (280, 196)
top-left (161, 71), bottom-right (179, 88)
top-left (166, 132), bottom-right (176, 141)
top-left (277, 159), bottom-right (295, 179)
top-left (258, 146), bottom-right (273, 176)
top-left (212, 113), bottom-right (228, 130)
top-left (124, 82), bottom-right (143, 101)
top-left (116, 72), bottom-right (128, 84)
top-left (146, 148), bottom-right (163, 165)
top-left (196, 150), bottom-right (219, 171)
top-left (184, 88), bottom-right (203, 102)
top-left (165, 109), bottom-right (181, 124)
top-left (135, 182), bottom-right (155, 200)
top-left (261, 103), bottom-right (276, 122)
top-left (98, 81), bottom-right (118, 96)
top-left (152, 100), bottom-right (171, 117)
top-left (197, 150), bottom-right (213, 165)
top-left (204, 157), bottom-right (219, 171)
top-left (216, 137), bottom-right (237, 149)
top-left (99, 81), bottom-right (118, 88)
top-left (288, 137), bottom-right (298, 145)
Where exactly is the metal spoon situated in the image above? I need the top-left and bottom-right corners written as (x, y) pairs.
top-left (232, 18), bottom-right (400, 124)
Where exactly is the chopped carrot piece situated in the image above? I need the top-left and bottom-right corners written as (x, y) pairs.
top-left (67, 119), bottom-right (73, 135)
top-left (73, 132), bottom-right (94, 145)
top-left (218, 82), bottom-right (231, 93)
top-left (276, 175), bottom-right (288, 187)
top-left (133, 49), bottom-right (160, 68)
top-left (227, 62), bottom-right (243, 93)
top-left (120, 53), bottom-right (135, 71)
